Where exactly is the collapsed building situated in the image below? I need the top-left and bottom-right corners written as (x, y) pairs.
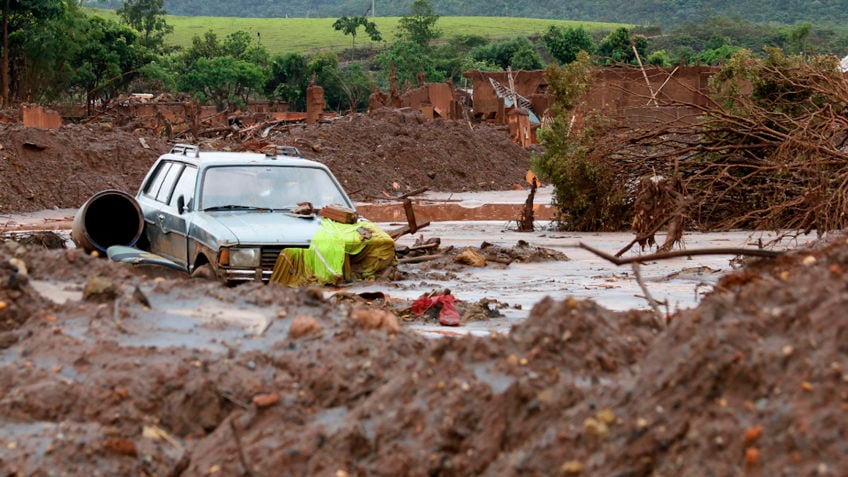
top-left (22, 66), bottom-right (720, 149)
top-left (371, 65), bottom-right (718, 147)
top-left (461, 66), bottom-right (719, 146)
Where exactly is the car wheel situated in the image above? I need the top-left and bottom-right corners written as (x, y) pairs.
top-left (192, 261), bottom-right (237, 287)
top-left (191, 263), bottom-right (217, 281)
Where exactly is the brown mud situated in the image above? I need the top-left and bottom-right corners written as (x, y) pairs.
top-left (0, 113), bottom-right (845, 476)
top-left (0, 108), bottom-right (533, 214)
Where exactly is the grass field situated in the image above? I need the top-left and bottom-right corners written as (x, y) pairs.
top-left (88, 9), bottom-right (625, 56)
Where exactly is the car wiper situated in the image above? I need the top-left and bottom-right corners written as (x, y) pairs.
top-left (203, 205), bottom-right (272, 212)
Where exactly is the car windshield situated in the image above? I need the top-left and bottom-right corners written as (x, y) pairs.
top-left (200, 165), bottom-right (350, 211)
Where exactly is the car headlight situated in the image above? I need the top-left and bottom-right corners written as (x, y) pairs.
top-left (223, 247), bottom-right (261, 268)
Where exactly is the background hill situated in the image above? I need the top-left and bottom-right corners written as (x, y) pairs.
top-left (86, 12), bottom-right (619, 55)
top-left (83, 0), bottom-right (848, 27)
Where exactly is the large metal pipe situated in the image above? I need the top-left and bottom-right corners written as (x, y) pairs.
top-left (72, 190), bottom-right (144, 254)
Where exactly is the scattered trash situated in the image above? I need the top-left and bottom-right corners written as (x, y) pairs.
top-left (411, 289), bottom-right (461, 326)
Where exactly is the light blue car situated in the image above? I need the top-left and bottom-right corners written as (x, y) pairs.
top-left (132, 144), bottom-right (355, 284)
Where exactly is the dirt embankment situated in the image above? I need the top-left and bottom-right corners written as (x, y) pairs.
top-left (0, 124), bottom-right (168, 214)
top-left (0, 227), bottom-right (845, 475)
top-left (0, 108), bottom-right (534, 214)
top-left (272, 108), bottom-right (536, 199)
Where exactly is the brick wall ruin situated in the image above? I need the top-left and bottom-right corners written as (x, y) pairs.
top-left (462, 65), bottom-right (720, 144)
top-left (21, 104), bottom-right (62, 129)
top-left (32, 66), bottom-right (721, 147)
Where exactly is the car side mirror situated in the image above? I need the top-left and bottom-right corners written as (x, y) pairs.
top-left (177, 195), bottom-right (186, 214)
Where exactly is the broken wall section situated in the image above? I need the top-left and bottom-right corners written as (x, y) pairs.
top-left (577, 65), bottom-right (718, 128)
top-left (369, 82), bottom-right (464, 121)
top-left (371, 73), bottom-right (549, 148)
top-left (21, 104), bottom-right (62, 129)
top-left (463, 66), bottom-right (720, 141)
top-left (461, 69), bottom-right (550, 147)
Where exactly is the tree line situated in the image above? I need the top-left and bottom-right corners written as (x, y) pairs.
top-left (81, 0), bottom-right (848, 29)
top-left (4, 0), bottom-right (848, 115)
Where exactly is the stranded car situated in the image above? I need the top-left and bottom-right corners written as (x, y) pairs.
top-left (129, 144), bottom-right (355, 283)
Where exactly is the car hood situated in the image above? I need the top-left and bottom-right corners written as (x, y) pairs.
top-left (195, 211), bottom-right (323, 246)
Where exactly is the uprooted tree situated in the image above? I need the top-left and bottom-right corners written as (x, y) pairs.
top-left (686, 48), bottom-right (848, 233)
top-left (536, 47), bottom-right (848, 238)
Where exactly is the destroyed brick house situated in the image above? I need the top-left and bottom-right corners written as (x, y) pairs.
top-left (461, 66), bottom-right (719, 146)
top-left (364, 66), bottom-right (717, 147)
top-left (24, 66), bottom-right (719, 148)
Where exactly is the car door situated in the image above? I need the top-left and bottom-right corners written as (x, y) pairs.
top-left (140, 161), bottom-right (195, 267)
top-left (164, 165), bottom-right (198, 266)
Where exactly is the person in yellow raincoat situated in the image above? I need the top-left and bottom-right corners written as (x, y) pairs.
top-left (269, 218), bottom-right (396, 287)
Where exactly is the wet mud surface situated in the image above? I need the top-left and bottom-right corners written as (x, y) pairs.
top-left (0, 226), bottom-right (845, 476)
top-left (0, 116), bottom-right (846, 475)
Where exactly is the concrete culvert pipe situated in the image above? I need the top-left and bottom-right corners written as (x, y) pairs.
top-left (72, 190), bottom-right (144, 254)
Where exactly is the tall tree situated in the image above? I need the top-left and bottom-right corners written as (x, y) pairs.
top-left (377, 40), bottom-right (443, 88)
top-left (597, 27), bottom-right (647, 65)
top-left (2, 0), bottom-right (63, 105)
top-left (24, 5), bottom-right (95, 102)
top-left (308, 51), bottom-right (371, 113)
top-left (397, 0), bottom-right (440, 48)
top-left (266, 52), bottom-right (309, 110)
top-left (70, 15), bottom-right (150, 113)
top-left (543, 25), bottom-right (596, 65)
top-left (179, 56), bottom-right (265, 111)
top-left (332, 16), bottom-right (382, 49)
top-left (174, 29), bottom-right (269, 111)
top-left (470, 36), bottom-right (543, 70)
top-left (116, 0), bottom-right (173, 53)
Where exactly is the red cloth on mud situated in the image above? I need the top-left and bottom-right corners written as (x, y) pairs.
top-left (411, 293), bottom-right (460, 326)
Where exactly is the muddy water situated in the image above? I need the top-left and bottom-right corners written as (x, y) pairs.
top-left (24, 223), bottom-right (814, 344)
top-left (347, 222), bottom-right (817, 337)
top-left (7, 188), bottom-right (819, 342)
top-left (27, 281), bottom-right (313, 353)
top-left (357, 187), bottom-right (555, 223)
top-left (358, 201), bottom-right (555, 223)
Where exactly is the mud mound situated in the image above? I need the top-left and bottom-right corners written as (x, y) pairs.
top-left (0, 241), bottom-right (49, 332)
top-left (0, 123), bottom-right (170, 213)
top-left (270, 108), bottom-right (535, 198)
top-left (0, 231), bottom-right (845, 474)
top-left (0, 109), bottom-right (534, 214)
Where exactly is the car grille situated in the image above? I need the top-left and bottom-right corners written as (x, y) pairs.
top-left (260, 245), bottom-right (308, 271)
top-left (261, 246), bottom-right (285, 270)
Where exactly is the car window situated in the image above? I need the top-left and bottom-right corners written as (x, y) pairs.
top-left (155, 162), bottom-right (184, 204)
top-left (170, 166), bottom-right (197, 209)
top-left (142, 161), bottom-right (172, 199)
top-left (200, 165), bottom-right (350, 211)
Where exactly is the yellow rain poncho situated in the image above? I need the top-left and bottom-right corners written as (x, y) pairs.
top-left (270, 219), bottom-right (396, 287)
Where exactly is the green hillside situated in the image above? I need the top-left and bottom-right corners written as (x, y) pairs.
top-left (89, 9), bottom-right (624, 56)
top-left (166, 16), bottom-right (627, 55)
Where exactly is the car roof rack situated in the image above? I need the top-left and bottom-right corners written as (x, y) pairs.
top-left (264, 145), bottom-right (303, 158)
top-left (170, 144), bottom-right (200, 158)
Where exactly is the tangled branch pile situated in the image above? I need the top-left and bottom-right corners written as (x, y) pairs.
top-left (542, 49), bottom-right (848, 235)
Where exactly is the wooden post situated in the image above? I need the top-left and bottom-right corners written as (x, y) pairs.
top-left (632, 44), bottom-right (659, 107)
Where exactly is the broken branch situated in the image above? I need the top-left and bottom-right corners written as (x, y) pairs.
top-left (579, 242), bottom-right (783, 265)
top-left (230, 420), bottom-right (255, 477)
top-left (398, 254), bottom-right (444, 264)
top-left (631, 261), bottom-right (666, 328)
